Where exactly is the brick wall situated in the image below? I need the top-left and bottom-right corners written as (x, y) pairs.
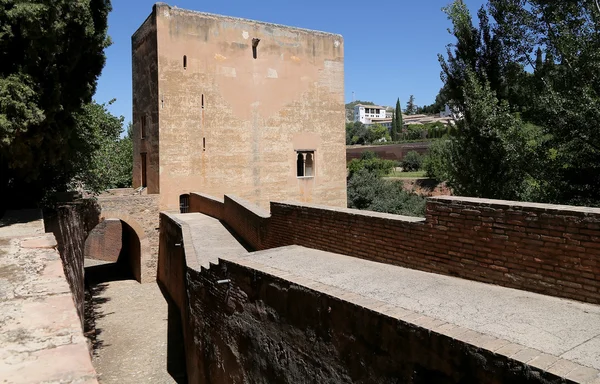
top-left (97, 194), bottom-right (160, 282)
top-left (190, 193), bottom-right (600, 304)
top-left (157, 211), bottom-right (572, 383)
top-left (51, 200), bottom-right (101, 325)
top-left (346, 142), bottom-right (431, 162)
top-left (84, 219), bottom-right (122, 262)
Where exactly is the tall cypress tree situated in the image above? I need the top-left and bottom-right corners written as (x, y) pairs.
top-left (395, 98), bottom-right (403, 140)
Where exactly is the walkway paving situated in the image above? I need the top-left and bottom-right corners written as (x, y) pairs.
top-left (235, 245), bottom-right (600, 374)
top-left (85, 259), bottom-right (176, 384)
top-left (172, 213), bottom-right (249, 267)
top-left (0, 210), bottom-right (97, 384)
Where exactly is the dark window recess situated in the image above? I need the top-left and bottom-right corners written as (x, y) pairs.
top-left (141, 153), bottom-right (147, 187)
top-left (183, 55), bottom-right (187, 69)
top-left (203, 137), bottom-right (206, 152)
top-left (141, 115), bottom-right (147, 139)
top-left (179, 194), bottom-right (190, 213)
top-left (252, 38), bottom-right (260, 59)
top-left (201, 94), bottom-right (204, 109)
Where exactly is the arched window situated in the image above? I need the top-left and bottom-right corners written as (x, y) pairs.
top-left (296, 153), bottom-right (304, 177)
top-left (296, 151), bottom-right (315, 178)
top-left (304, 152), bottom-right (313, 177)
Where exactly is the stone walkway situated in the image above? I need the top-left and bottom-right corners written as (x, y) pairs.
top-left (85, 259), bottom-right (176, 384)
top-left (233, 245), bottom-right (600, 378)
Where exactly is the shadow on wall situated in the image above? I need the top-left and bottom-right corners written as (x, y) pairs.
top-left (84, 218), bottom-right (142, 283)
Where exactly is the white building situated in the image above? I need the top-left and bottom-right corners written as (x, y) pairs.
top-left (354, 104), bottom-right (387, 124)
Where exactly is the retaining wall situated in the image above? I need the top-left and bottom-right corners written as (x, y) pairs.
top-left (189, 193), bottom-right (600, 304)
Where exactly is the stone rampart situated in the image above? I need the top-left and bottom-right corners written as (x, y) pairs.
top-left (189, 193), bottom-right (600, 304)
top-left (158, 211), bottom-right (592, 383)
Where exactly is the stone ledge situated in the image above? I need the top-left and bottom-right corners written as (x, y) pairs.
top-left (221, 254), bottom-right (600, 384)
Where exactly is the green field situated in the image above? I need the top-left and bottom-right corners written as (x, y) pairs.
top-left (385, 170), bottom-right (427, 178)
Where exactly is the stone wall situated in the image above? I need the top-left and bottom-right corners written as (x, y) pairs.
top-left (97, 194), bottom-right (160, 282)
top-left (157, 212), bottom-right (574, 384)
top-left (134, 3), bottom-right (347, 211)
top-left (52, 200), bottom-right (101, 325)
top-left (189, 193), bottom-right (600, 304)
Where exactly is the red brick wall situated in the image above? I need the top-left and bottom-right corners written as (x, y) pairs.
top-left (189, 193), bottom-right (223, 220)
top-left (346, 142), bottom-right (430, 162)
top-left (189, 193), bottom-right (600, 304)
top-left (84, 219), bottom-right (122, 262)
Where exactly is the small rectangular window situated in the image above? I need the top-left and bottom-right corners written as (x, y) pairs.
top-left (141, 115), bottom-right (147, 139)
top-left (296, 151), bottom-right (315, 178)
top-left (141, 152), bottom-right (147, 187)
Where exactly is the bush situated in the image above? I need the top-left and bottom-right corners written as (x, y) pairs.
top-left (400, 151), bottom-right (423, 172)
top-left (348, 151), bottom-right (395, 177)
top-left (347, 168), bottom-right (426, 217)
top-left (423, 138), bottom-right (451, 181)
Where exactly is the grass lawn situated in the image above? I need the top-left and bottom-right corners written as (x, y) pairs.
top-left (385, 170), bottom-right (427, 178)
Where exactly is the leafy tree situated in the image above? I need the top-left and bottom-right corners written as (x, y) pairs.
top-left (366, 124), bottom-right (390, 144)
top-left (347, 151), bottom-right (395, 177)
top-left (434, 0), bottom-right (600, 205)
top-left (401, 151), bottom-right (423, 172)
top-left (346, 121), bottom-right (368, 145)
top-left (0, 0), bottom-right (112, 207)
top-left (72, 102), bottom-right (132, 192)
top-left (405, 95), bottom-right (417, 115)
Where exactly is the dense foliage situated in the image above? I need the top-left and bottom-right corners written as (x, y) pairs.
top-left (73, 102), bottom-right (132, 193)
top-left (0, 0), bottom-right (113, 207)
top-left (431, 0), bottom-right (600, 206)
top-left (400, 151), bottom-right (423, 172)
top-left (347, 151), bottom-right (426, 217)
top-left (346, 122), bottom-right (390, 145)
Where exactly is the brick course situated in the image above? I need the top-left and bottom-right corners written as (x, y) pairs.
top-left (189, 193), bottom-right (600, 304)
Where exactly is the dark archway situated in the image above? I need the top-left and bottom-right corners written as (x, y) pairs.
top-left (84, 217), bottom-right (144, 283)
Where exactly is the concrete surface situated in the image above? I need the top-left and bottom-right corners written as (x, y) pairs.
top-left (239, 245), bottom-right (600, 371)
top-left (0, 214), bottom-right (97, 383)
top-left (173, 213), bottom-right (248, 268)
top-left (0, 209), bottom-right (44, 238)
top-left (85, 259), bottom-right (175, 384)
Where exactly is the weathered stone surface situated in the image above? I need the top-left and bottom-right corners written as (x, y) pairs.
top-left (132, 4), bottom-right (347, 212)
top-left (0, 212), bottom-right (97, 383)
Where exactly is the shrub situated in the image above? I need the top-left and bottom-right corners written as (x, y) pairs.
top-left (401, 151), bottom-right (423, 172)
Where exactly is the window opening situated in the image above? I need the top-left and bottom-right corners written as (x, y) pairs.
top-left (141, 115), bottom-right (147, 139)
top-left (296, 151), bottom-right (315, 178)
top-left (203, 137), bottom-right (206, 152)
top-left (201, 94), bottom-right (204, 109)
top-left (179, 194), bottom-right (190, 213)
top-left (183, 55), bottom-right (187, 69)
top-left (252, 38), bottom-right (260, 59)
top-left (141, 153), bottom-right (147, 187)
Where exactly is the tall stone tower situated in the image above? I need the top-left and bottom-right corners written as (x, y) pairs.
top-left (131, 3), bottom-right (347, 211)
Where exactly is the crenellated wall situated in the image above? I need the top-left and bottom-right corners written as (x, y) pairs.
top-left (188, 193), bottom-right (600, 304)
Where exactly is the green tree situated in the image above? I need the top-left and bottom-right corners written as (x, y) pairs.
top-left (72, 102), bottom-right (132, 192)
top-left (400, 151), bottom-right (423, 172)
top-left (394, 98), bottom-right (403, 140)
top-left (366, 124), bottom-right (390, 144)
top-left (0, 0), bottom-right (112, 207)
top-left (405, 95), bottom-right (417, 115)
top-left (435, 0), bottom-right (600, 205)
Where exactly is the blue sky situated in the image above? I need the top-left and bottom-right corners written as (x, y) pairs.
top-left (94, 0), bottom-right (485, 126)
